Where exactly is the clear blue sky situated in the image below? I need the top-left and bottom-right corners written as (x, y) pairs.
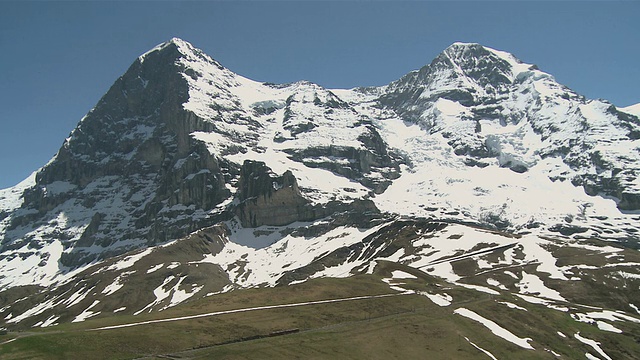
top-left (1, 1), bottom-right (639, 189)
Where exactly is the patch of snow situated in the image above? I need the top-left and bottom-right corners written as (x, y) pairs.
top-left (596, 321), bottom-right (622, 333)
top-left (167, 277), bottom-right (204, 308)
top-left (574, 333), bottom-right (612, 360)
top-left (423, 262), bottom-right (461, 282)
top-left (64, 286), bottom-right (94, 308)
top-left (464, 336), bottom-right (498, 360)
top-left (167, 262), bottom-right (181, 269)
top-left (514, 293), bottom-right (569, 313)
top-left (0, 240), bottom-right (67, 290)
top-left (572, 310), bottom-right (640, 325)
top-left (619, 103), bottom-right (640, 117)
top-left (517, 272), bottom-right (565, 301)
top-left (101, 283), bottom-right (123, 297)
top-left (312, 261), bottom-right (358, 279)
top-left (548, 304), bottom-right (569, 312)
top-left (105, 248), bottom-right (152, 272)
top-left (134, 276), bottom-right (176, 315)
top-left (365, 260), bottom-right (378, 275)
top-left (456, 283), bottom-right (500, 295)
top-left (134, 275), bottom-right (204, 315)
top-left (102, 274), bottom-right (127, 296)
top-left (514, 293), bottom-right (551, 305)
top-left (391, 270), bottom-right (417, 279)
top-left (389, 285), bottom-right (412, 293)
top-left (547, 348), bottom-right (562, 357)
top-left (407, 225), bottom-right (518, 282)
top-left (39, 315), bottom-right (60, 327)
top-left (146, 264), bottom-right (164, 274)
top-left (288, 279), bottom-right (307, 286)
top-left (504, 270), bottom-right (519, 279)
top-left (199, 223), bottom-right (389, 288)
top-left (614, 271), bottom-right (640, 280)
top-left (454, 307), bottom-right (534, 350)
top-left (487, 278), bottom-right (508, 291)
top-left (417, 291), bottom-right (452, 307)
top-left (498, 301), bottom-right (528, 311)
top-left (72, 300), bottom-right (101, 323)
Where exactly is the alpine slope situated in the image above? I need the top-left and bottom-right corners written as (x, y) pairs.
top-left (0, 39), bottom-right (638, 358)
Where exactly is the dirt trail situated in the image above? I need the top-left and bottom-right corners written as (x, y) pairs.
top-left (88, 292), bottom-right (409, 332)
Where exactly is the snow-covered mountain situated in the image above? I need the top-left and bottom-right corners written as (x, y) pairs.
top-left (0, 39), bottom-right (639, 352)
top-left (621, 103), bottom-right (640, 117)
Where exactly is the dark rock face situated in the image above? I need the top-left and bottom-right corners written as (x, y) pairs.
top-left (38, 43), bottom-right (188, 185)
top-left (375, 43), bottom-right (523, 175)
top-left (235, 161), bottom-right (312, 227)
top-left (285, 139), bottom-right (401, 194)
top-left (234, 159), bottom-right (385, 228)
top-left (379, 43), bottom-right (515, 124)
top-left (1, 42), bottom-right (233, 267)
top-left (277, 85), bottom-right (402, 193)
top-left (549, 223), bottom-right (589, 236)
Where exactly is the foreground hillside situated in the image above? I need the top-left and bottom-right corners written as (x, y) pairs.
top-left (1, 218), bottom-right (639, 359)
top-left (1, 272), bottom-right (639, 359)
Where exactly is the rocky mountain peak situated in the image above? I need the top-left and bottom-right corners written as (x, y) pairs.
top-left (378, 43), bottom-right (533, 124)
top-left (443, 42), bottom-right (516, 81)
top-left (0, 39), bottom-right (241, 277)
top-left (139, 37), bottom-right (222, 68)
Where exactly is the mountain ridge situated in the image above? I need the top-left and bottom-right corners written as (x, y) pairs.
top-left (621, 103), bottom-right (640, 117)
top-left (2, 38), bottom-right (639, 276)
top-left (0, 39), bottom-right (639, 346)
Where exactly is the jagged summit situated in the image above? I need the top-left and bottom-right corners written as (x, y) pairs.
top-left (450, 41), bottom-right (479, 46)
top-left (167, 36), bottom-right (192, 48)
top-left (139, 37), bottom-right (211, 63)
top-left (384, 42), bottom-right (544, 106)
top-left (138, 37), bottom-right (183, 59)
top-left (428, 42), bottom-right (538, 95)
top-left (445, 42), bottom-right (527, 66)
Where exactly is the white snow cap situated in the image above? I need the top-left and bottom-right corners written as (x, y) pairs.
top-left (620, 103), bottom-right (640, 117)
top-left (139, 37), bottom-right (201, 63)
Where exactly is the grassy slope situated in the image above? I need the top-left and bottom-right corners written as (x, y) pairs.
top-left (1, 270), bottom-right (638, 360)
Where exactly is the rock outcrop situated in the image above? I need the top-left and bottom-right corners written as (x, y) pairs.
top-left (235, 160), bottom-right (312, 227)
